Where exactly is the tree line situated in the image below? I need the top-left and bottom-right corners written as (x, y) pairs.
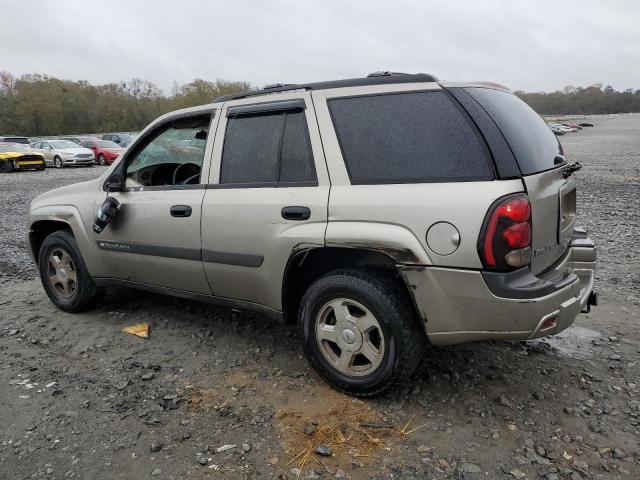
top-left (1, 71), bottom-right (639, 136)
top-left (0, 71), bottom-right (250, 136)
top-left (515, 84), bottom-right (640, 115)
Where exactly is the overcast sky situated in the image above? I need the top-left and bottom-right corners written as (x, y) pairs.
top-left (2, 0), bottom-right (639, 94)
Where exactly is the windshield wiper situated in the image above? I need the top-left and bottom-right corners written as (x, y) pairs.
top-left (563, 161), bottom-right (582, 178)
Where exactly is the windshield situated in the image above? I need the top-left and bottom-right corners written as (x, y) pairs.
top-left (0, 144), bottom-right (28, 153)
top-left (464, 88), bottom-right (562, 175)
top-left (96, 140), bottom-right (120, 148)
top-left (50, 140), bottom-right (80, 149)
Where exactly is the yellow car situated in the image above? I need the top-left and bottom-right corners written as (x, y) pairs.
top-left (0, 143), bottom-right (46, 173)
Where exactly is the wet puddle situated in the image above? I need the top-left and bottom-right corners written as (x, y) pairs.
top-left (535, 325), bottom-right (601, 359)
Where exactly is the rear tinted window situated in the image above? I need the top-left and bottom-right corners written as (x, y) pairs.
top-left (464, 88), bottom-right (562, 175)
top-left (221, 110), bottom-right (316, 185)
top-left (328, 91), bottom-right (493, 184)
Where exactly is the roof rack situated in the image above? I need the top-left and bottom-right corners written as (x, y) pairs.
top-left (213, 72), bottom-right (438, 103)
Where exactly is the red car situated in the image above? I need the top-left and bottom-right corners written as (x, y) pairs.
top-left (562, 122), bottom-right (583, 130)
top-left (80, 139), bottom-right (125, 165)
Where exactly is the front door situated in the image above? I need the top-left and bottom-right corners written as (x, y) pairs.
top-left (93, 110), bottom-right (216, 295)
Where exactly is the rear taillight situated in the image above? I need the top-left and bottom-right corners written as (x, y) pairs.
top-left (479, 194), bottom-right (532, 271)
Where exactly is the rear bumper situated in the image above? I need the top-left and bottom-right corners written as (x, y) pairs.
top-left (400, 228), bottom-right (596, 345)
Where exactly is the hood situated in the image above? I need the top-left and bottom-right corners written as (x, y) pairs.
top-left (0, 151), bottom-right (44, 160)
top-left (59, 147), bottom-right (94, 155)
top-left (30, 178), bottom-right (102, 212)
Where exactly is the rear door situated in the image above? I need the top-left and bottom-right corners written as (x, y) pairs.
top-left (463, 87), bottom-right (575, 274)
top-left (201, 92), bottom-right (330, 311)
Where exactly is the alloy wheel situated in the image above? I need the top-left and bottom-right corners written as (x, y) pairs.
top-left (315, 298), bottom-right (385, 377)
top-left (46, 248), bottom-right (77, 299)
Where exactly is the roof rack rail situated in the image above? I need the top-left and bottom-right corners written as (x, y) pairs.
top-left (213, 72), bottom-right (439, 103)
top-left (367, 71), bottom-right (410, 77)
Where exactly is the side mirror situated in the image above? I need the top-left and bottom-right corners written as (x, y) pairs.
top-left (105, 174), bottom-right (124, 192)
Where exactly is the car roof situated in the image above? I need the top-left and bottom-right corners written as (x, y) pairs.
top-left (212, 71), bottom-right (439, 103)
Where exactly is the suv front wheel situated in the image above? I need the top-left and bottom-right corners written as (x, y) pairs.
top-left (298, 270), bottom-right (424, 397)
top-left (38, 230), bottom-right (102, 312)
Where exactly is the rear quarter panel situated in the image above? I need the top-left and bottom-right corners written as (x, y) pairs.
top-left (312, 85), bottom-right (524, 267)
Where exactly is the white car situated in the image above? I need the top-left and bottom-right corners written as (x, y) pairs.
top-left (29, 140), bottom-right (95, 168)
top-left (548, 122), bottom-right (576, 133)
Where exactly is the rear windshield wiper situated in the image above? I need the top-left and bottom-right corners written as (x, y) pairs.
top-left (563, 161), bottom-right (582, 178)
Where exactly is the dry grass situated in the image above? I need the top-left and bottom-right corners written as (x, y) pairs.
top-left (277, 398), bottom-right (425, 476)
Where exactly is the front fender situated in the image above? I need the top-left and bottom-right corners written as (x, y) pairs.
top-left (29, 205), bottom-right (104, 276)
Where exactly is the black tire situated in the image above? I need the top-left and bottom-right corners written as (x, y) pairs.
top-left (97, 154), bottom-right (106, 166)
top-left (298, 269), bottom-right (425, 397)
top-left (0, 160), bottom-right (15, 173)
top-left (54, 156), bottom-right (64, 168)
top-left (38, 230), bottom-right (102, 312)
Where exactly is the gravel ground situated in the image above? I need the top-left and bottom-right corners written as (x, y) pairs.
top-left (1, 116), bottom-right (639, 479)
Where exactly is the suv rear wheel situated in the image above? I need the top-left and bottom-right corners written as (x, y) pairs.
top-left (37, 230), bottom-right (102, 312)
top-left (298, 269), bottom-right (424, 397)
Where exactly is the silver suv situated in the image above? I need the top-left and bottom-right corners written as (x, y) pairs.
top-left (28, 72), bottom-right (597, 396)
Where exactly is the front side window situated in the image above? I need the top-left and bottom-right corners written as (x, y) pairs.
top-left (220, 109), bottom-right (316, 185)
top-left (125, 114), bottom-right (210, 188)
top-left (328, 91), bottom-right (494, 184)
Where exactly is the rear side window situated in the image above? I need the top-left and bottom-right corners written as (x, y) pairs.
top-left (220, 110), bottom-right (316, 185)
top-left (464, 88), bottom-right (562, 175)
top-left (328, 91), bottom-right (493, 184)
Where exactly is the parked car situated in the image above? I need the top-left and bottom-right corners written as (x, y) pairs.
top-left (28, 72), bottom-right (597, 396)
top-left (579, 122), bottom-right (594, 127)
top-left (101, 132), bottom-right (136, 145)
top-left (80, 139), bottom-right (126, 165)
top-left (548, 122), bottom-right (575, 133)
top-left (547, 122), bottom-right (565, 135)
top-left (0, 143), bottom-right (46, 172)
top-left (29, 139), bottom-right (95, 168)
top-left (59, 136), bottom-right (99, 145)
top-left (0, 136), bottom-right (31, 144)
top-left (562, 122), bottom-right (583, 130)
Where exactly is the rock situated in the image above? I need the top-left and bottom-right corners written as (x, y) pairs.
top-left (608, 354), bottom-right (622, 361)
top-left (303, 421), bottom-right (318, 436)
top-left (114, 380), bottom-right (128, 390)
top-left (460, 462), bottom-right (482, 473)
top-left (181, 432), bottom-right (191, 441)
top-left (215, 444), bottom-right (236, 453)
top-left (151, 468), bottom-right (162, 476)
top-left (241, 443), bottom-right (251, 452)
top-left (150, 441), bottom-right (163, 453)
top-left (46, 467), bottom-right (54, 475)
top-left (572, 460), bottom-right (589, 471)
top-left (417, 444), bottom-right (431, 453)
top-left (314, 444), bottom-right (332, 456)
top-left (496, 395), bottom-right (511, 406)
top-left (267, 456), bottom-right (278, 465)
top-left (546, 474), bottom-right (560, 480)
top-left (335, 470), bottom-right (347, 479)
top-left (290, 468), bottom-right (302, 477)
top-left (198, 456), bottom-right (208, 466)
top-left (509, 469), bottom-right (526, 479)
top-left (141, 372), bottom-right (155, 380)
top-left (612, 448), bottom-right (625, 459)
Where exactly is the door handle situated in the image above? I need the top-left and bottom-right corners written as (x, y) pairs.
top-left (170, 205), bottom-right (192, 217)
top-left (281, 206), bottom-right (311, 221)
